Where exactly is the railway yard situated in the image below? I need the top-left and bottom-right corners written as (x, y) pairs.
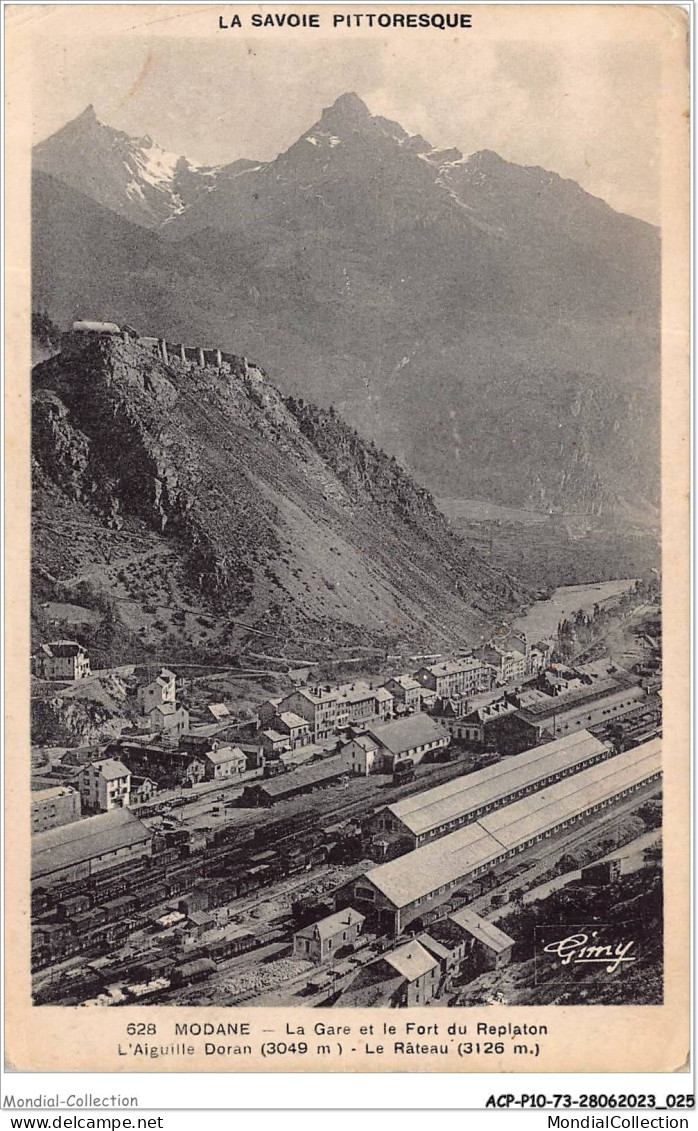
top-left (31, 706), bottom-right (662, 1008)
top-left (30, 590), bottom-right (663, 1008)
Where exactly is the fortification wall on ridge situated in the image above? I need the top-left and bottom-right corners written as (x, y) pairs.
top-left (62, 324), bottom-right (249, 376)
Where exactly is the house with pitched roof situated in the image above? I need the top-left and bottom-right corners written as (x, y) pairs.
top-left (293, 907), bottom-right (365, 963)
top-left (342, 733), bottom-right (381, 776)
top-left (382, 674), bottom-right (422, 713)
top-left (201, 745), bottom-right (247, 781)
top-left (78, 757), bottom-right (131, 812)
top-left (137, 667), bottom-right (176, 713)
top-left (449, 908), bottom-right (515, 970)
top-left (147, 701), bottom-right (190, 738)
top-left (381, 940), bottom-right (441, 1005)
top-left (363, 714), bottom-right (450, 772)
top-left (273, 711), bottom-right (312, 749)
top-left (34, 640), bottom-right (90, 681)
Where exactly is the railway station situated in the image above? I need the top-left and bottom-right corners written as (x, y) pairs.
top-left (352, 739), bottom-right (662, 934)
top-left (363, 729), bottom-right (611, 851)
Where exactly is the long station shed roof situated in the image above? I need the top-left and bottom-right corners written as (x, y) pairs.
top-left (362, 739), bottom-right (661, 910)
top-left (32, 808), bottom-right (151, 880)
top-left (383, 730), bottom-right (608, 837)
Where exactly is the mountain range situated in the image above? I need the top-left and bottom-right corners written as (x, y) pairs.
top-left (32, 93), bottom-right (660, 519)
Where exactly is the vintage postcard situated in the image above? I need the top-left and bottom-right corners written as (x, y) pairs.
top-left (4, 2), bottom-right (690, 1074)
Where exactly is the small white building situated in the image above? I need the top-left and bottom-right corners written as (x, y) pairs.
top-left (293, 908), bottom-right (365, 964)
top-left (31, 785), bottom-right (81, 834)
top-left (202, 745), bottom-right (247, 781)
top-left (342, 734), bottom-right (381, 776)
top-left (138, 668), bottom-right (177, 713)
top-left (79, 757), bottom-right (131, 812)
top-left (147, 702), bottom-right (189, 738)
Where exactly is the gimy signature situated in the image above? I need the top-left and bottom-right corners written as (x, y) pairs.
top-left (542, 931), bottom-right (637, 974)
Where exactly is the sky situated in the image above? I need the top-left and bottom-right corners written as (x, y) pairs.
top-left (26, 5), bottom-right (663, 223)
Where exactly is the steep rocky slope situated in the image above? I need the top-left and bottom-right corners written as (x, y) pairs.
top-left (32, 94), bottom-right (660, 518)
top-left (32, 334), bottom-right (530, 663)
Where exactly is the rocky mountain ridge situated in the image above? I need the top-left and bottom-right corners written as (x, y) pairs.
top-left (32, 333), bottom-right (531, 663)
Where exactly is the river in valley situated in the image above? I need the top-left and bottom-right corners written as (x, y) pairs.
top-left (513, 578), bottom-right (637, 642)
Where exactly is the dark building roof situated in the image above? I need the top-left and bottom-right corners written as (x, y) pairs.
top-left (39, 640), bottom-right (86, 658)
top-left (518, 683), bottom-right (645, 724)
top-left (246, 754), bottom-right (352, 800)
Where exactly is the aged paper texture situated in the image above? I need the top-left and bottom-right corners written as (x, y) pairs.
top-left (4, 2), bottom-right (690, 1073)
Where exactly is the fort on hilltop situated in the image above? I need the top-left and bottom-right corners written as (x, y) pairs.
top-left (63, 320), bottom-right (247, 373)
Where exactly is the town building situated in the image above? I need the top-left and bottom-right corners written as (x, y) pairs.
top-left (31, 785), bottom-right (81, 834)
top-left (137, 668), bottom-right (176, 713)
top-left (79, 758), bottom-right (131, 813)
top-left (260, 729), bottom-right (291, 756)
top-left (146, 702), bottom-right (190, 738)
top-left (449, 908), bottom-right (515, 970)
top-left (257, 698), bottom-right (283, 727)
top-left (447, 697), bottom-right (519, 744)
top-left (414, 657), bottom-right (493, 699)
top-left (357, 714), bottom-right (450, 773)
top-left (542, 664), bottom-right (587, 696)
top-left (34, 641), bottom-right (90, 681)
top-left (471, 642), bottom-right (528, 685)
top-left (342, 734), bottom-right (381, 776)
top-left (374, 686), bottom-right (394, 721)
top-left (239, 742), bottom-right (265, 772)
top-left (364, 730), bottom-right (610, 851)
top-left (336, 940), bottom-right (440, 1008)
top-left (381, 940), bottom-right (441, 1006)
top-left (293, 908), bottom-right (365, 963)
top-left (417, 918), bottom-right (469, 974)
top-left (352, 739), bottom-right (661, 934)
top-left (529, 641), bottom-right (553, 675)
top-left (381, 675), bottom-right (422, 713)
top-left (201, 745), bottom-right (247, 781)
top-left (334, 682), bottom-right (394, 726)
top-left (105, 740), bottom-right (206, 787)
top-left (31, 808), bottom-right (152, 888)
top-left (274, 711), bottom-right (313, 749)
top-left (270, 687), bottom-right (347, 741)
top-left (129, 776), bottom-right (158, 806)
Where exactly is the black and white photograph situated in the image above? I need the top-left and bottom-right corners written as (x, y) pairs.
top-left (4, 1), bottom-right (690, 1076)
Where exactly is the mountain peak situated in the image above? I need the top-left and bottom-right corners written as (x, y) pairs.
top-left (76, 103), bottom-right (101, 126)
top-left (319, 92), bottom-right (371, 128)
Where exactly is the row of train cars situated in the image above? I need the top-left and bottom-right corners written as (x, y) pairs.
top-left (32, 812), bottom-right (366, 1002)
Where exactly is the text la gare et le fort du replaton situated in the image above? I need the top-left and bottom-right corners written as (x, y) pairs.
top-left (218, 11), bottom-right (473, 29)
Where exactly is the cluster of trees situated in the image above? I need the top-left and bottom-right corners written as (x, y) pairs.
top-left (554, 579), bottom-right (658, 661)
top-left (32, 309), bottom-right (62, 349)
